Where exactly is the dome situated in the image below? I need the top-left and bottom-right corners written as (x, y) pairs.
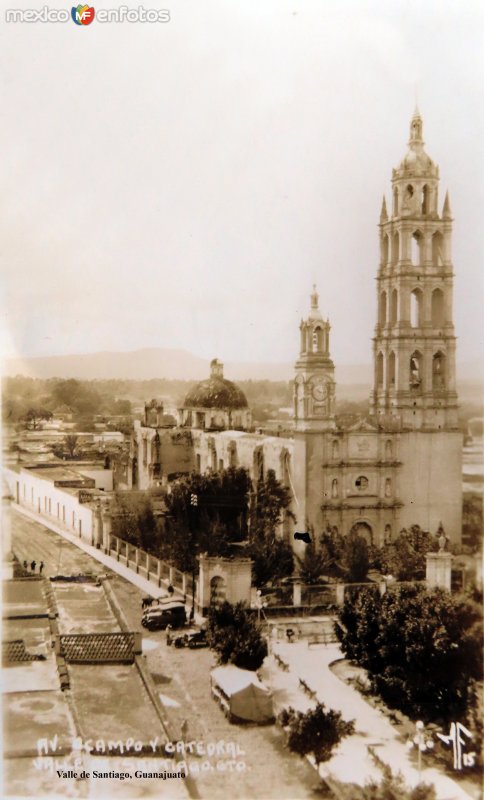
top-left (184, 360), bottom-right (248, 410)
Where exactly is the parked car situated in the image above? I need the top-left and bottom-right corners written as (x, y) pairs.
top-left (174, 629), bottom-right (208, 649)
top-left (141, 602), bottom-right (186, 631)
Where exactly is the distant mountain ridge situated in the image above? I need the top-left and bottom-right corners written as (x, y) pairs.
top-left (2, 348), bottom-right (481, 388)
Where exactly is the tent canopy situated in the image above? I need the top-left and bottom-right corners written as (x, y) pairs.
top-left (211, 665), bottom-right (274, 723)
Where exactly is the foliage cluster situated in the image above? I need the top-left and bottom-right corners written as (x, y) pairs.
top-left (278, 702), bottom-right (354, 765)
top-left (3, 376), bottom-right (132, 430)
top-left (335, 584), bottom-right (483, 722)
top-left (248, 469), bottom-right (295, 586)
top-left (207, 601), bottom-right (267, 671)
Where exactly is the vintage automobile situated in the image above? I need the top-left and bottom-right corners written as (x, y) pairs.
top-left (173, 629), bottom-right (208, 649)
top-left (141, 602), bottom-right (187, 631)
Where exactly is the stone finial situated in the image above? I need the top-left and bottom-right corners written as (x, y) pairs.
top-left (442, 191), bottom-right (452, 219)
top-left (380, 195), bottom-right (388, 223)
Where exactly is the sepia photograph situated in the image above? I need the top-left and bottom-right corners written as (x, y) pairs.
top-left (1, 2), bottom-right (483, 799)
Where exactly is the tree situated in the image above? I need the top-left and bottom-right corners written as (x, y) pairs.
top-left (21, 407), bottom-right (53, 430)
top-left (63, 434), bottom-right (79, 458)
top-left (207, 601), bottom-right (268, 671)
top-left (335, 585), bottom-right (483, 722)
top-left (248, 469), bottom-right (295, 587)
top-left (279, 703), bottom-right (354, 765)
top-left (379, 525), bottom-right (438, 581)
top-left (250, 469), bottom-right (294, 540)
top-left (343, 529), bottom-right (370, 583)
top-left (163, 468), bottom-right (252, 572)
top-left (296, 539), bottom-right (331, 584)
top-left (250, 536), bottom-right (294, 587)
top-left (111, 493), bottom-right (162, 554)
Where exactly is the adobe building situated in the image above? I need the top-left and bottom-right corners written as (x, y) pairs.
top-left (126, 110), bottom-right (462, 548)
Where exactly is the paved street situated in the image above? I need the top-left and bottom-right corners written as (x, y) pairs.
top-left (10, 509), bottom-right (323, 800)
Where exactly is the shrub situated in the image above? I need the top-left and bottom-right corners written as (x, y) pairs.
top-left (278, 703), bottom-right (354, 765)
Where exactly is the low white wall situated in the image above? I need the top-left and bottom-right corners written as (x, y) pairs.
top-left (4, 467), bottom-right (95, 543)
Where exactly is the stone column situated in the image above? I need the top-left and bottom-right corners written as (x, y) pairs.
top-left (101, 509), bottom-right (112, 552)
top-left (335, 583), bottom-right (345, 606)
top-left (426, 551), bottom-right (452, 591)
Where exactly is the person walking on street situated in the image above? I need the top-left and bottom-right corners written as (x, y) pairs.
top-left (39, 561), bottom-right (44, 575)
top-left (31, 560), bottom-right (36, 572)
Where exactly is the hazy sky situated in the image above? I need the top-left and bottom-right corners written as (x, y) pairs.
top-left (1, 0), bottom-right (482, 369)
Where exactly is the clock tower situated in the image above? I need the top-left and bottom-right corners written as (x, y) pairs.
top-left (294, 286), bottom-right (336, 432)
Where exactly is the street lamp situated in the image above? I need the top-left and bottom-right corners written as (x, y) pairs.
top-left (406, 720), bottom-right (434, 780)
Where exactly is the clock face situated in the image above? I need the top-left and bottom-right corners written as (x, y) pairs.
top-left (312, 381), bottom-right (326, 401)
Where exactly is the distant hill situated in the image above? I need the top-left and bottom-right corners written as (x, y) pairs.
top-left (2, 348), bottom-right (482, 399)
top-left (3, 347), bottom-right (372, 384)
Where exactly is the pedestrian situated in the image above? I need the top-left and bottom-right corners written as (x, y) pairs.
top-left (180, 719), bottom-right (188, 741)
top-left (39, 561), bottom-right (44, 575)
top-left (31, 560), bottom-right (36, 572)
top-left (23, 560), bottom-right (27, 570)
top-left (166, 624), bottom-right (172, 646)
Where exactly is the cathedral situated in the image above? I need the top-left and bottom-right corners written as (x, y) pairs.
top-left (127, 110), bottom-right (462, 548)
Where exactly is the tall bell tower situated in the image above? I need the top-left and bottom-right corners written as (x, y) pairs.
top-left (294, 286), bottom-right (336, 432)
top-left (370, 109), bottom-right (458, 430)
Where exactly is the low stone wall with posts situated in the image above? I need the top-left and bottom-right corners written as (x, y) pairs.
top-left (107, 534), bottom-right (198, 606)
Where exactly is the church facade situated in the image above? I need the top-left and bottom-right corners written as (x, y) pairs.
top-left (127, 111), bottom-right (462, 547)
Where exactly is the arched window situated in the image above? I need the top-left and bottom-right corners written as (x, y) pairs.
top-left (331, 479), bottom-right (338, 498)
top-left (385, 478), bottom-right (392, 497)
top-left (379, 291), bottom-right (387, 325)
top-left (432, 232), bottom-right (443, 266)
top-left (351, 521), bottom-right (373, 545)
top-left (421, 185), bottom-right (429, 214)
top-left (384, 523), bottom-right (392, 543)
top-left (409, 351), bottom-right (423, 390)
top-left (431, 288), bottom-right (445, 327)
top-left (411, 231), bottom-right (423, 266)
top-left (254, 448), bottom-right (264, 482)
top-left (393, 187), bottom-right (399, 216)
top-left (382, 235), bottom-right (389, 265)
top-left (410, 288), bottom-right (423, 327)
top-left (392, 231), bottom-right (399, 265)
top-left (376, 353), bottom-right (384, 387)
top-left (210, 576), bottom-right (226, 607)
top-left (387, 351), bottom-right (396, 387)
top-left (332, 440), bottom-right (340, 459)
top-left (404, 183), bottom-right (415, 210)
top-left (390, 289), bottom-right (398, 324)
top-left (228, 442), bottom-right (237, 469)
top-left (432, 352), bottom-right (446, 390)
top-left (312, 326), bottom-right (323, 352)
